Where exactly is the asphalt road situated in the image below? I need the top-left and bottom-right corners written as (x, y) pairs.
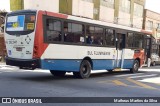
top-left (0, 65), bottom-right (160, 106)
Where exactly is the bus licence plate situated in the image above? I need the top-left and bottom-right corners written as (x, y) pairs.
top-left (16, 47), bottom-right (23, 51)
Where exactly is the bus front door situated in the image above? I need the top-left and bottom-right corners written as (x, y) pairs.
top-left (116, 33), bottom-right (126, 68)
top-left (144, 37), bottom-right (152, 64)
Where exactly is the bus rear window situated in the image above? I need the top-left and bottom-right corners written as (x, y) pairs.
top-left (6, 14), bottom-right (36, 32)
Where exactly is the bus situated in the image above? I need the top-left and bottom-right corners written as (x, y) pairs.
top-left (5, 10), bottom-right (146, 78)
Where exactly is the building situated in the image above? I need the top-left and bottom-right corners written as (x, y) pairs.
top-left (143, 9), bottom-right (160, 39)
top-left (10, 0), bottom-right (145, 29)
top-left (143, 9), bottom-right (160, 56)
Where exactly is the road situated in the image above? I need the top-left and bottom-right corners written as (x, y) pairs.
top-left (0, 65), bottom-right (160, 105)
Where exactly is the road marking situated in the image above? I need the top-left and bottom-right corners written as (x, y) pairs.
top-left (112, 80), bottom-right (127, 86)
top-left (114, 73), bottom-right (144, 77)
top-left (126, 78), bottom-right (157, 90)
top-left (98, 80), bottom-right (114, 84)
top-left (139, 69), bottom-right (160, 72)
top-left (129, 74), bottom-right (157, 78)
top-left (138, 77), bottom-right (160, 84)
top-left (156, 83), bottom-right (160, 86)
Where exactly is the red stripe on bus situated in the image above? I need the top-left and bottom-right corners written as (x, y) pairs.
top-left (34, 11), bottom-right (68, 58)
top-left (42, 10), bottom-right (68, 19)
top-left (34, 11), bottom-right (49, 58)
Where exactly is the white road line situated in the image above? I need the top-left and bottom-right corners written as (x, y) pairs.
top-left (114, 73), bottom-right (144, 77)
top-left (139, 69), bottom-right (160, 72)
top-left (139, 77), bottom-right (160, 84)
top-left (29, 70), bottom-right (50, 73)
top-left (129, 74), bottom-right (157, 78)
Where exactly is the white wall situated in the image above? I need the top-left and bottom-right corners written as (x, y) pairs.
top-left (118, 12), bottom-right (130, 26)
top-left (133, 16), bottom-right (143, 29)
top-left (24, 0), bottom-right (59, 12)
top-left (99, 6), bottom-right (114, 23)
top-left (72, 0), bottom-right (94, 19)
top-left (0, 0), bottom-right (10, 12)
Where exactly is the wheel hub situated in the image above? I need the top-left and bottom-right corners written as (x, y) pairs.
top-left (82, 65), bottom-right (88, 74)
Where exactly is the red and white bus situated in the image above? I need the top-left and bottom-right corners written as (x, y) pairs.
top-left (5, 10), bottom-right (146, 78)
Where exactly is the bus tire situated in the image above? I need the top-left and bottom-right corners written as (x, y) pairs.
top-left (130, 60), bottom-right (139, 73)
top-left (108, 70), bottom-right (113, 73)
top-left (73, 60), bottom-right (91, 79)
top-left (50, 71), bottom-right (66, 77)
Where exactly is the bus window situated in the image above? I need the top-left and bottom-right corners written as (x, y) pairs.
top-left (6, 14), bottom-right (36, 35)
top-left (105, 29), bottom-right (115, 46)
top-left (46, 19), bottom-right (61, 42)
top-left (117, 33), bottom-right (125, 49)
top-left (126, 33), bottom-right (134, 48)
top-left (86, 26), bottom-right (104, 45)
top-left (64, 22), bottom-right (84, 43)
top-left (134, 34), bottom-right (143, 48)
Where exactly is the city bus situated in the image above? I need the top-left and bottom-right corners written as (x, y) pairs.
top-left (5, 10), bottom-right (146, 78)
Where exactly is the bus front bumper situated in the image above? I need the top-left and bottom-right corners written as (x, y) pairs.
top-left (6, 57), bottom-right (41, 69)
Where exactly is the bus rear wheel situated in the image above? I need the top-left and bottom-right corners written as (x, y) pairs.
top-left (73, 60), bottom-right (91, 79)
top-left (130, 60), bottom-right (139, 73)
top-left (50, 71), bottom-right (66, 77)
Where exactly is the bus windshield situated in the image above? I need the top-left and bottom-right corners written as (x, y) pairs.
top-left (6, 14), bottom-right (36, 33)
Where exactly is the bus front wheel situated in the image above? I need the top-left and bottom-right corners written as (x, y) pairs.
top-left (50, 71), bottom-right (66, 77)
top-left (73, 60), bottom-right (91, 79)
top-left (130, 60), bottom-right (139, 73)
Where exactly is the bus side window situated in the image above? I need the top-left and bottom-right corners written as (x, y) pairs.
top-left (46, 19), bottom-right (62, 42)
top-left (86, 26), bottom-right (104, 45)
top-left (105, 29), bottom-right (115, 46)
top-left (64, 22), bottom-right (84, 44)
top-left (126, 33), bottom-right (134, 48)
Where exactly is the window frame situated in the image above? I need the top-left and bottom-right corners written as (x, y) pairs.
top-left (63, 21), bottom-right (85, 44)
top-left (85, 25), bottom-right (105, 46)
top-left (43, 15), bottom-right (144, 49)
top-left (105, 28), bottom-right (116, 47)
top-left (6, 12), bottom-right (37, 35)
top-left (126, 32), bottom-right (144, 49)
top-left (43, 15), bottom-right (63, 43)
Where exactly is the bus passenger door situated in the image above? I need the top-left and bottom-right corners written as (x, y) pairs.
top-left (116, 33), bottom-right (125, 68)
top-left (144, 37), bottom-right (152, 64)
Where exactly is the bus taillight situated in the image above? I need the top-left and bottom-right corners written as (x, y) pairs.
top-left (33, 45), bottom-right (38, 58)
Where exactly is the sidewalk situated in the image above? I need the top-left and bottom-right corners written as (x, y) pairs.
top-left (0, 62), bottom-right (7, 68)
top-left (0, 62), bottom-right (6, 65)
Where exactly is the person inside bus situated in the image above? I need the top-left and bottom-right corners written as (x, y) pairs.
top-left (97, 37), bottom-right (103, 45)
top-left (87, 35), bottom-right (94, 44)
top-left (64, 27), bottom-right (68, 42)
top-left (64, 27), bottom-right (74, 42)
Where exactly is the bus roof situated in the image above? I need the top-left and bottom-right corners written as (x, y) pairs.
top-left (7, 9), bottom-right (151, 34)
top-left (45, 10), bottom-right (145, 33)
top-left (7, 10), bottom-right (37, 16)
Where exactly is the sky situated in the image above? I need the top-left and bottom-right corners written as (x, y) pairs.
top-left (0, 0), bottom-right (10, 11)
top-left (0, 0), bottom-right (160, 13)
top-left (145, 0), bottom-right (160, 13)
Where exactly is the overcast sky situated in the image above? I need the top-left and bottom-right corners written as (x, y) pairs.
top-left (145, 0), bottom-right (160, 13)
top-left (0, 0), bottom-right (10, 11)
top-left (0, 0), bottom-right (160, 13)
